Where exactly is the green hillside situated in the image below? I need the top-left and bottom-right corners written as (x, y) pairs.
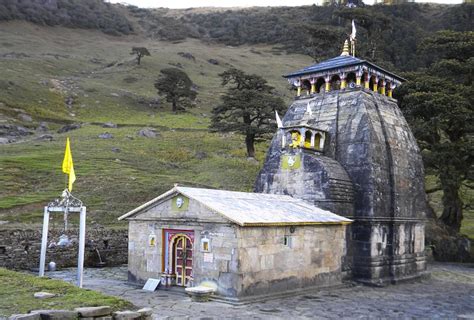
top-left (0, 21), bottom-right (312, 227)
top-left (0, 2), bottom-right (472, 240)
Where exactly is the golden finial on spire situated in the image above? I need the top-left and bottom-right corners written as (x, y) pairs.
top-left (341, 40), bottom-right (350, 56)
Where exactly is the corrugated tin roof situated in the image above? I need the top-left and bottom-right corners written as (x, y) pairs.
top-left (118, 186), bottom-right (352, 226)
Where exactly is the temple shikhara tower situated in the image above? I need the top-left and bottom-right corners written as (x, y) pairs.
top-left (255, 39), bottom-right (428, 284)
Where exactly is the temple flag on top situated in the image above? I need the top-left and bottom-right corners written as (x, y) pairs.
top-left (62, 137), bottom-right (76, 192)
top-left (350, 20), bottom-right (356, 41)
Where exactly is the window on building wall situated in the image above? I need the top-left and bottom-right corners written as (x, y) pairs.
top-left (283, 236), bottom-right (292, 248)
top-left (314, 133), bottom-right (322, 150)
top-left (304, 131), bottom-right (312, 148)
top-left (201, 238), bottom-right (211, 252)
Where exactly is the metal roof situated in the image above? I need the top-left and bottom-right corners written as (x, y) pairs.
top-left (284, 55), bottom-right (405, 82)
top-left (118, 186), bottom-right (352, 227)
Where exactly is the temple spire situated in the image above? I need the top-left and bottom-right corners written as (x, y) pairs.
top-left (340, 40), bottom-right (350, 56)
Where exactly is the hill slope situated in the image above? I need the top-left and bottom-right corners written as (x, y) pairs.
top-left (0, 21), bottom-right (312, 227)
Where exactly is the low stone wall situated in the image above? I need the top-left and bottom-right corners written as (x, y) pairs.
top-left (9, 306), bottom-right (152, 320)
top-left (0, 227), bottom-right (128, 270)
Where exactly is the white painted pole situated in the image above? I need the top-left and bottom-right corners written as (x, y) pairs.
top-left (39, 207), bottom-right (49, 277)
top-left (77, 206), bottom-right (86, 288)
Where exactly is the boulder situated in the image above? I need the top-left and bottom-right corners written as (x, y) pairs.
top-left (57, 123), bottom-right (81, 133)
top-left (8, 313), bottom-right (40, 320)
top-left (36, 134), bottom-right (53, 141)
top-left (137, 128), bottom-right (158, 138)
top-left (19, 114), bottom-right (33, 122)
top-left (36, 122), bottom-right (49, 132)
top-left (29, 310), bottom-right (78, 320)
top-left (74, 306), bottom-right (112, 317)
top-left (0, 137), bottom-right (10, 144)
top-left (102, 122), bottom-right (117, 128)
top-left (112, 311), bottom-right (141, 320)
top-left (98, 132), bottom-right (113, 139)
top-left (208, 59), bottom-right (219, 65)
top-left (111, 147), bottom-right (121, 153)
top-left (33, 292), bottom-right (56, 299)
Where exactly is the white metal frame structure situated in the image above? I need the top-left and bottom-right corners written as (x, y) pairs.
top-left (38, 190), bottom-right (86, 288)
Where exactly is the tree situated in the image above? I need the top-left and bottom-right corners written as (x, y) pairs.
top-left (154, 68), bottom-right (197, 113)
top-left (210, 68), bottom-right (286, 158)
top-left (130, 47), bottom-right (150, 65)
top-left (395, 31), bottom-right (474, 232)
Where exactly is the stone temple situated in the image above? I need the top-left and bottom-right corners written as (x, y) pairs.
top-left (255, 41), bottom-right (428, 284)
top-left (121, 40), bottom-right (428, 301)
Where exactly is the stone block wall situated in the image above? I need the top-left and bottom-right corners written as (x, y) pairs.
top-left (0, 228), bottom-right (128, 270)
top-left (127, 220), bottom-right (240, 298)
top-left (236, 224), bottom-right (347, 297)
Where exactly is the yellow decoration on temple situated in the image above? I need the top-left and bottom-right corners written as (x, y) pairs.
top-left (356, 77), bottom-right (361, 86)
top-left (311, 84), bottom-right (316, 94)
top-left (341, 40), bottom-right (350, 56)
top-left (297, 86), bottom-right (301, 97)
top-left (341, 79), bottom-right (347, 89)
top-left (289, 131), bottom-right (302, 148)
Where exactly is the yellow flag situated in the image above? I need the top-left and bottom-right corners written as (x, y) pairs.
top-left (62, 137), bottom-right (76, 191)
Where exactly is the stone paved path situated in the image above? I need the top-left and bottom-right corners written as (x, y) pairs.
top-left (45, 263), bottom-right (474, 319)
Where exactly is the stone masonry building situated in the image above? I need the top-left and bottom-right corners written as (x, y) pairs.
top-left (255, 41), bottom-right (428, 284)
top-left (119, 186), bottom-right (351, 302)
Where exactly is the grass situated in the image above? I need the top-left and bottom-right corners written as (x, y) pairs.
top-left (0, 268), bottom-right (133, 317)
top-left (0, 21), bottom-right (472, 239)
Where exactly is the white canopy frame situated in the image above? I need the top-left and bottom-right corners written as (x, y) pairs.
top-left (38, 190), bottom-right (86, 288)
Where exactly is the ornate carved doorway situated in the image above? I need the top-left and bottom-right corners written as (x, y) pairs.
top-left (163, 229), bottom-right (194, 287)
top-left (172, 234), bottom-right (193, 286)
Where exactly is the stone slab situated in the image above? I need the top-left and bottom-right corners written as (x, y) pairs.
top-left (112, 311), bottom-right (141, 320)
top-left (8, 314), bottom-right (41, 320)
top-left (74, 306), bottom-right (111, 317)
top-left (33, 292), bottom-right (56, 299)
top-left (29, 310), bottom-right (78, 320)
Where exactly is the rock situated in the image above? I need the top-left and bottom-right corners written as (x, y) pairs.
top-left (137, 128), bottom-right (158, 138)
top-left (111, 147), bottom-right (121, 153)
top-left (195, 151), bottom-right (207, 160)
top-left (74, 306), bottom-right (112, 317)
top-left (177, 52), bottom-right (196, 61)
top-left (36, 134), bottom-right (53, 141)
top-left (8, 313), bottom-right (41, 320)
top-left (137, 308), bottom-right (152, 320)
top-left (112, 311), bottom-right (142, 320)
top-left (37, 122), bottom-right (49, 132)
top-left (125, 135), bottom-right (134, 140)
top-left (57, 123), bottom-right (81, 133)
top-left (98, 132), bottom-right (113, 139)
top-left (185, 286), bottom-right (215, 302)
top-left (19, 114), bottom-right (32, 122)
top-left (110, 93), bottom-right (119, 97)
top-left (0, 137), bottom-right (10, 144)
top-left (30, 310), bottom-right (78, 320)
top-left (102, 122), bottom-right (117, 128)
top-left (34, 292), bottom-right (56, 299)
top-left (137, 308), bottom-right (152, 317)
top-left (208, 58), bottom-right (219, 65)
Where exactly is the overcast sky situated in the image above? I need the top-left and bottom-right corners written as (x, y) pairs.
top-left (108, 0), bottom-right (462, 9)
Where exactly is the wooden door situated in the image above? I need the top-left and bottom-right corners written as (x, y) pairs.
top-left (174, 235), bottom-right (193, 286)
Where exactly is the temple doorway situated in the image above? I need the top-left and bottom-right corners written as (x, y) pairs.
top-left (164, 229), bottom-right (194, 287)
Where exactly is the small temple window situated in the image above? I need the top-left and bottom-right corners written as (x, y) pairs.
top-left (369, 75), bottom-right (377, 91)
top-left (314, 133), bottom-right (322, 150)
top-left (316, 77), bottom-right (326, 93)
top-left (330, 75), bottom-right (341, 91)
top-left (283, 236), bottom-right (292, 248)
top-left (302, 79), bottom-right (311, 95)
top-left (289, 130), bottom-right (302, 148)
top-left (201, 237), bottom-right (211, 252)
top-left (346, 72), bottom-right (357, 88)
top-left (304, 131), bottom-right (312, 148)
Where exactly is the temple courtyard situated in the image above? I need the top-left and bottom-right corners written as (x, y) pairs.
top-left (42, 262), bottom-right (474, 319)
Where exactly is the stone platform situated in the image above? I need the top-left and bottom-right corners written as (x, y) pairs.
top-left (40, 263), bottom-right (474, 319)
